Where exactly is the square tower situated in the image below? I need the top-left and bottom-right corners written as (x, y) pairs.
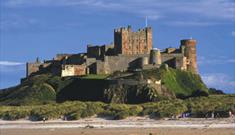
top-left (114, 26), bottom-right (152, 55)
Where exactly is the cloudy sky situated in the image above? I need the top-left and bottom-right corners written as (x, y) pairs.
top-left (0, 0), bottom-right (235, 93)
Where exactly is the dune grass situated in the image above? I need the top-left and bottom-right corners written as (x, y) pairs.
top-left (0, 95), bottom-right (234, 121)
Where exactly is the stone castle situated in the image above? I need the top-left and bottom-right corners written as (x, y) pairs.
top-left (26, 25), bottom-right (198, 78)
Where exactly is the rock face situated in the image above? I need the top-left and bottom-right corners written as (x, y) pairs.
top-left (104, 83), bottom-right (175, 104)
top-left (0, 68), bottom-right (208, 105)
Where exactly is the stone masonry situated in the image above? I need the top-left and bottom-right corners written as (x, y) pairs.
top-left (114, 26), bottom-right (152, 55)
top-left (25, 25), bottom-right (198, 78)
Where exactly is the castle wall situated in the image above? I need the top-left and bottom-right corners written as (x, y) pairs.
top-left (95, 54), bottom-right (149, 74)
top-left (161, 53), bottom-right (183, 63)
top-left (161, 53), bottom-right (185, 69)
top-left (85, 58), bottom-right (97, 74)
top-left (95, 60), bottom-right (108, 74)
top-left (61, 65), bottom-right (86, 77)
top-left (55, 54), bottom-right (72, 61)
top-left (100, 44), bottom-right (115, 56)
top-left (141, 57), bottom-right (149, 66)
top-left (166, 48), bottom-right (177, 53)
top-left (87, 44), bottom-right (115, 58)
top-left (50, 62), bottom-right (62, 76)
top-left (174, 56), bottom-right (187, 70)
top-left (146, 27), bottom-right (153, 54)
top-left (25, 26), bottom-right (199, 79)
top-left (87, 45), bottom-right (101, 58)
top-left (150, 49), bottom-right (161, 65)
top-left (66, 54), bottom-right (86, 65)
top-left (26, 63), bottom-right (41, 77)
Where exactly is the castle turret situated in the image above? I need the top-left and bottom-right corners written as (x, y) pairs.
top-left (140, 56), bottom-right (149, 68)
top-left (150, 49), bottom-right (161, 65)
top-left (180, 39), bottom-right (198, 74)
top-left (26, 58), bottom-right (42, 77)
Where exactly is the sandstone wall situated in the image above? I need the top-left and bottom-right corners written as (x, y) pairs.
top-left (114, 26), bottom-right (152, 55)
top-left (180, 39), bottom-right (198, 73)
top-left (95, 54), bottom-right (149, 74)
top-left (161, 53), bottom-right (185, 70)
top-left (61, 65), bottom-right (86, 77)
top-left (26, 63), bottom-right (41, 77)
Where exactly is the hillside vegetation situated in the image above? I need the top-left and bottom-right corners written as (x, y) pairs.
top-left (161, 68), bottom-right (208, 98)
top-left (0, 95), bottom-right (234, 120)
top-left (0, 67), bottom-right (208, 105)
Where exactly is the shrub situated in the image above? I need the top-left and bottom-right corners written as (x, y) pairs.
top-left (98, 110), bottom-right (116, 118)
top-left (66, 111), bottom-right (82, 120)
top-left (129, 105), bottom-right (143, 116)
top-left (0, 95), bottom-right (234, 121)
top-left (114, 111), bottom-right (129, 120)
top-left (2, 109), bottom-right (30, 120)
top-left (209, 88), bottom-right (225, 95)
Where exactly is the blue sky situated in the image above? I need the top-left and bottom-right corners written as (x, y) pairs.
top-left (0, 0), bottom-right (235, 93)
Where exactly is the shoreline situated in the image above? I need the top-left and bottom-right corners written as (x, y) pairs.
top-left (1, 117), bottom-right (234, 129)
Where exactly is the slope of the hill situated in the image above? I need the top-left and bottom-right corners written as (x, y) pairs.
top-left (0, 67), bottom-right (209, 105)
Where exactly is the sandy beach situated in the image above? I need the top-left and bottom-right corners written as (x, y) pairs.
top-left (0, 117), bottom-right (234, 135)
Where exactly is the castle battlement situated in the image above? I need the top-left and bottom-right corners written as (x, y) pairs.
top-left (25, 25), bottom-right (198, 78)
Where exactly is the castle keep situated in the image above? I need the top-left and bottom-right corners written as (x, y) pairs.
top-left (26, 26), bottom-right (198, 78)
top-left (114, 26), bottom-right (152, 55)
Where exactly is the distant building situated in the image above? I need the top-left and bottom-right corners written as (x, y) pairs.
top-left (25, 26), bottom-right (198, 78)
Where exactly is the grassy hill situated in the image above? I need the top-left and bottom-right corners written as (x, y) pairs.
top-left (161, 68), bottom-right (208, 98)
top-left (0, 68), bottom-right (209, 105)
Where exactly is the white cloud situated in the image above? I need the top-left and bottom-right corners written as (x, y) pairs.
top-left (0, 61), bottom-right (25, 66)
top-left (232, 31), bottom-right (235, 37)
top-left (198, 56), bottom-right (235, 65)
top-left (0, 61), bottom-right (25, 73)
top-left (202, 73), bottom-right (235, 93)
top-left (0, 14), bottom-right (41, 31)
top-left (0, 13), bottom-right (82, 31)
top-left (165, 21), bottom-right (220, 27)
top-left (3, 0), bottom-right (235, 22)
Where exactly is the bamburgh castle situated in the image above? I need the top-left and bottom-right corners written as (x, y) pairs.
top-left (26, 25), bottom-right (197, 78)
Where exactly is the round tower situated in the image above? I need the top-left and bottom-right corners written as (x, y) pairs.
top-left (180, 39), bottom-right (198, 74)
top-left (139, 57), bottom-right (149, 68)
top-left (150, 48), bottom-right (161, 65)
top-left (142, 57), bottom-right (149, 65)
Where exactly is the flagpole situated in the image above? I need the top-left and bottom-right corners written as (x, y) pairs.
top-left (145, 16), bottom-right (148, 27)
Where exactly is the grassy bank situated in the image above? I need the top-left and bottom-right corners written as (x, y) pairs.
top-left (0, 95), bottom-right (234, 121)
top-left (0, 67), bottom-right (209, 105)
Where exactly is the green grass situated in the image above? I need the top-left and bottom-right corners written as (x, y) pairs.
top-left (126, 67), bottom-right (208, 99)
top-left (161, 68), bottom-right (208, 98)
top-left (0, 95), bottom-right (234, 120)
top-left (0, 68), bottom-right (209, 105)
top-left (80, 74), bottom-right (110, 79)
